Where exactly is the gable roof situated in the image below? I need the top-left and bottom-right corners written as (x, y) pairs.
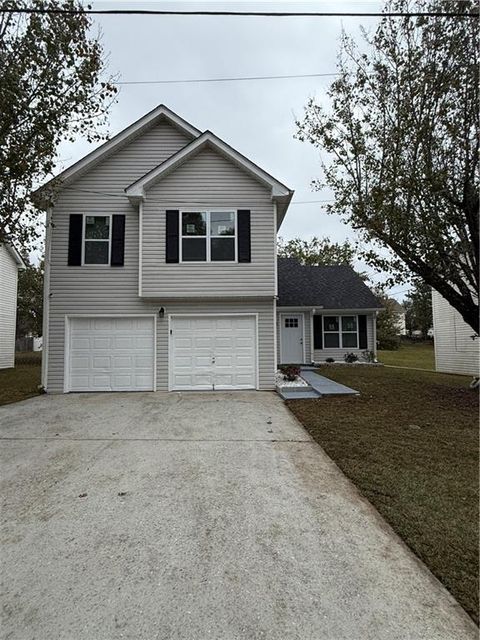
top-left (125, 130), bottom-right (293, 224)
top-left (33, 105), bottom-right (201, 203)
top-left (388, 298), bottom-right (405, 314)
top-left (277, 258), bottom-right (382, 310)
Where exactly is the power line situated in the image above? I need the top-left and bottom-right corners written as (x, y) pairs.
top-left (61, 185), bottom-right (331, 205)
top-left (115, 72), bottom-right (339, 86)
top-left (3, 8), bottom-right (477, 17)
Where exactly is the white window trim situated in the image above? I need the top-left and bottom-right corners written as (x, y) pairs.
top-left (179, 209), bottom-right (237, 264)
top-left (323, 314), bottom-right (360, 349)
top-left (81, 213), bottom-right (112, 267)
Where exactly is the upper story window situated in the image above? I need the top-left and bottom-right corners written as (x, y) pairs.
top-left (83, 215), bottom-right (111, 265)
top-left (180, 210), bottom-right (236, 262)
top-left (323, 315), bottom-right (358, 348)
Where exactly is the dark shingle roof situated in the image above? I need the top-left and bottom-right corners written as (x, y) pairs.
top-left (277, 258), bottom-right (382, 309)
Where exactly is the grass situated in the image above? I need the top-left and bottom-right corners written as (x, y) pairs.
top-left (378, 341), bottom-right (435, 370)
top-left (0, 352), bottom-right (42, 407)
top-left (287, 365), bottom-right (479, 624)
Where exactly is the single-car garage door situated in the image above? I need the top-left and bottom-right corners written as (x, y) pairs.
top-left (67, 316), bottom-right (155, 392)
top-left (170, 315), bottom-right (257, 391)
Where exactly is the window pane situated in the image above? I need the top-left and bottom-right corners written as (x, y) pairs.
top-left (342, 333), bottom-right (358, 348)
top-left (342, 316), bottom-right (357, 332)
top-left (85, 241), bottom-right (109, 264)
top-left (324, 333), bottom-right (340, 348)
top-left (85, 216), bottom-right (109, 239)
top-left (211, 237), bottom-right (235, 261)
top-left (182, 238), bottom-right (206, 261)
top-left (210, 212), bottom-right (235, 236)
top-left (324, 316), bottom-right (339, 332)
top-left (182, 212), bottom-right (206, 236)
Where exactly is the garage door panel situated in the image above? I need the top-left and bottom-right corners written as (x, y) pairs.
top-left (68, 316), bottom-right (155, 392)
top-left (171, 315), bottom-right (256, 391)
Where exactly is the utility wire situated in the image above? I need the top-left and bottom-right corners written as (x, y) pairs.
top-left (2, 8), bottom-right (477, 17)
top-left (115, 72), bottom-right (339, 85)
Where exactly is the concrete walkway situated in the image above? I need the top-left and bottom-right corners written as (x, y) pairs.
top-left (300, 369), bottom-right (359, 396)
top-left (0, 392), bottom-right (476, 640)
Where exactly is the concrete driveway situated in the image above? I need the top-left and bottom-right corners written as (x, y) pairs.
top-left (0, 392), bottom-right (476, 640)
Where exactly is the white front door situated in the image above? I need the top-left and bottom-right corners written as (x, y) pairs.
top-left (280, 314), bottom-right (304, 363)
top-left (67, 316), bottom-right (155, 392)
top-left (170, 315), bottom-right (257, 391)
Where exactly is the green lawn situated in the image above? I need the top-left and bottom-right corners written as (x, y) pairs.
top-left (0, 352), bottom-right (42, 406)
top-left (378, 341), bottom-right (435, 370)
top-left (287, 365), bottom-right (479, 624)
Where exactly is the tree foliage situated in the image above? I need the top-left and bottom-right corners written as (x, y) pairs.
top-left (0, 0), bottom-right (117, 249)
top-left (278, 236), bottom-right (357, 267)
top-left (404, 280), bottom-right (433, 338)
top-left (295, 0), bottom-right (479, 333)
top-left (16, 259), bottom-right (44, 338)
top-left (375, 291), bottom-right (401, 350)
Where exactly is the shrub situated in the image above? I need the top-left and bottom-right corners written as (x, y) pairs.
top-left (344, 352), bottom-right (359, 363)
top-left (325, 357), bottom-right (335, 363)
top-left (279, 364), bottom-right (301, 381)
top-left (362, 350), bottom-right (376, 363)
top-left (377, 335), bottom-right (401, 350)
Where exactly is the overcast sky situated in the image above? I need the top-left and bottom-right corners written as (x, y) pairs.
top-left (56, 0), bottom-right (408, 298)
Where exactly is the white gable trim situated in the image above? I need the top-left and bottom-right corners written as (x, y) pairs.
top-left (3, 243), bottom-right (26, 269)
top-left (33, 105), bottom-right (201, 203)
top-left (125, 131), bottom-right (292, 203)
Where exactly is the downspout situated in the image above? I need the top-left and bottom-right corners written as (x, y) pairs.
top-left (41, 207), bottom-right (52, 391)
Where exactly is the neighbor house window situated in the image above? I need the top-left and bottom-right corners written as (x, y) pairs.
top-left (83, 215), bottom-right (111, 265)
top-left (323, 315), bottom-right (358, 349)
top-left (180, 211), bottom-right (236, 262)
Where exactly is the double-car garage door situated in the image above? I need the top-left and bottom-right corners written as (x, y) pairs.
top-left (66, 314), bottom-right (257, 392)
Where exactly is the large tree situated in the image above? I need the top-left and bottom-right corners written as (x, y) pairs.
top-left (0, 0), bottom-right (117, 249)
top-left (295, 0), bottom-right (479, 333)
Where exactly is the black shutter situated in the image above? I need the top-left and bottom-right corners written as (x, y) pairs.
top-left (166, 210), bottom-right (179, 263)
top-left (313, 315), bottom-right (323, 349)
top-left (68, 214), bottom-right (83, 266)
top-left (111, 215), bottom-right (125, 266)
top-left (237, 210), bottom-right (251, 263)
top-left (358, 315), bottom-right (368, 349)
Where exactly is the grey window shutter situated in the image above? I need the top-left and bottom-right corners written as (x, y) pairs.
top-left (313, 315), bottom-right (323, 349)
top-left (68, 214), bottom-right (83, 266)
top-left (166, 210), bottom-right (179, 263)
top-left (358, 315), bottom-right (368, 349)
top-left (237, 210), bottom-right (251, 263)
top-left (111, 215), bottom-right (125, 266)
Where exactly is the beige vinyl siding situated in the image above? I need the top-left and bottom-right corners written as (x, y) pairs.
top-left (432, 290), bottom-right (479, 376)
top-left (0, 246), bottom-right (19, 369)
top-left (141, 146), bottom-right (276, 298)
top-left (46, 120), bottom-right (275, 392)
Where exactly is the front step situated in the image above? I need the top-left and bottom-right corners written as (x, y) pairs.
top-left (276, 387), bottom-right (321, 400)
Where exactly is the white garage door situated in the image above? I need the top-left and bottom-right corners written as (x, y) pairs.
top-left (170, 315), bottom-right (257, 391)
top-left (67, 316), bottom-right (155, 392)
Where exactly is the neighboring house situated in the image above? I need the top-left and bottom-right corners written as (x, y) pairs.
top-left (432, 289), bottom-right (479, 377)
top-left (0, 244), bottom-right (26, 369)
top-left (34, 105), bottom-right (379, 393)
top-left (388, 298), bottom-right (406, 336)
top-left (277, 258), bottom-right (382, 364)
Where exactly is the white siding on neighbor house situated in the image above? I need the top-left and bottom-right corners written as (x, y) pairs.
top-left (432, 290), bottom-right (479, 376)
top-left (0, 245), bottom-right (20, 369)
top-left (276, 309), bottom-right (375, 364)
top-left (141, 146), bottom-right (276, 298)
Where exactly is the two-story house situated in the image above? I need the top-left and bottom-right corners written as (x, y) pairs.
top-left (35, 105), bottom-right (380, 393)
